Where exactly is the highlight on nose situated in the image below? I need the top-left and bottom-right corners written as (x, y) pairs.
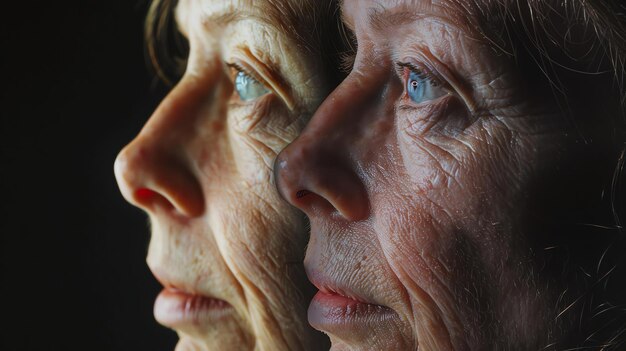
top-left (274, 142), bottom-right (370, 222)
top-left (114, 140), bottom-right (205, 218)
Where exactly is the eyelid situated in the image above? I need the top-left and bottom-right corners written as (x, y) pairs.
top-left (230, 53), bottom-right (295, 110)
top-left (396, 58), bottom-right (476, 112)
top-left (396, 61), bottom-right (430, 81)
top-left (227, 62), bottom-right (263, 84)
top-left (395, 61), bottom-right (442, 101)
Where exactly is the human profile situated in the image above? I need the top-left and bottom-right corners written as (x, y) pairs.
top-left (114, 0), bottom-right (343, 349)
top-left (275, 0), bottom-right (626, 349)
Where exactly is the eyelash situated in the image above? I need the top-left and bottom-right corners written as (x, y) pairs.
top-left (396, 61), bottom-right (438, 87)
top-left (228, 62), bottom-right (259, 82)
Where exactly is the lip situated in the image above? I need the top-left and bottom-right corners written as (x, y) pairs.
top-left (154, 288), bottom-right (233, 330)
top-left (307, 270), bottom-right (397, 336)
top-left (149, 266), bottom-right (234, 332)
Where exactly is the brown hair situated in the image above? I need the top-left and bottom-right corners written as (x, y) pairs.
top-left (144, 0), bottom-right (186, 85)
top-left (474, 0), bottom-right (626, 117)
top-left (473, 1), bottom-right (626, 349)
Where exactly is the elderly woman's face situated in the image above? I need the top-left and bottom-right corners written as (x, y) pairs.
top-left (114, 0), bottom-right (332, 349)
top-left (276, 0), bottom-right (613, 349)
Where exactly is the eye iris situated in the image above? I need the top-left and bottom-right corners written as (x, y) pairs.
top-left (234, 71), bottom-right (268, 101)
top-left (407, 72), bottom-right (425, 103)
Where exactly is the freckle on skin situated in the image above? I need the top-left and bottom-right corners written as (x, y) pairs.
top-left (211, 121), bottom-right (225, 132)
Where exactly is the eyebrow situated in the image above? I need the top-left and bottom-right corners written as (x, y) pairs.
top-left (200, 10), bottom-right (270, 31)
top-left (338, 0), bottom-right (423, 33)
top-left (367, 7), bottom-right (421, 33)
top-left (203, 11), bottom-right (241, 27)
top-left (176, 3), bottom-right (277, 36)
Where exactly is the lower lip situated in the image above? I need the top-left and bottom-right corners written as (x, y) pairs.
top-left (154, 288), bottom-right (232, 328)
top-left (308, 290), bottom-right (394, 332)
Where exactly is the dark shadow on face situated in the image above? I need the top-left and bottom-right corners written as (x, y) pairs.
top-left (274, 0), bottom-right (626, 349)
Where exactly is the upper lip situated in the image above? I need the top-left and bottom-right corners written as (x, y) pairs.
top-left (150, 265), bottom-right (218, 299)
top-left (306, 265), bottom-right (382, 306)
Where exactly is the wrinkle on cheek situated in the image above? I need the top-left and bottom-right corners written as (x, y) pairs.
top-left (216, 194), bottom-right (311, 350)
top-left (396, 102), bottom-right (488, 193)
top-left (249, 105), bottom-right (303, 153)
top-left (228, 105), bottom-right (273, 176)
top-left (375, 201), bottom-right (462, 350)
top-left (371, 136), bottom-right (506, 348)
top-left (397, 108), bottom-right (529, 201)
top-left (477, 71), bottom-right (530, 112)
top-left (234, 102), bottom-right (306, 175)
top-left (398, 130), bottom-right (464, 191)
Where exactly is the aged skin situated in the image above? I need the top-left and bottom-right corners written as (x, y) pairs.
top-left (275, 0), bottom-right (620, 350)
top-left (114, 0), bottom-right (335, 350)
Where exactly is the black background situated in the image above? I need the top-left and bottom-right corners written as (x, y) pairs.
top-left (2, 1), bottom-right (178, 350)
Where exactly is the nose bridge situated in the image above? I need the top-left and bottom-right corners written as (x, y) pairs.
top-left (143, 66), bottom-right (226, 140)
top-left (115, 66), bottom-right (227, 218)
top-left (275, 72), bottom-right (382, 221)
top-left (305, 72), bottom-right (379, 145)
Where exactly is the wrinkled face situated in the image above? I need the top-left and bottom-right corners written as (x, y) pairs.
top-left (114, 0), bottom-right (333, 349)
top-left (275, 0), bottom-right (614, 350)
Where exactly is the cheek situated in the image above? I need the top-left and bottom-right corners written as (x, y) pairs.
top-left (382, 117), bottom-right (554, 343)
top-left (396, 112), bottom-right (531, 218)
top-left (391, 115), bottom-right (527, 276)
top-left (229, 97), bottom-right (305, 175)
top-left (208, 186), bottom-right (311, 341)
top-left (192, 84), bottom-right (312, 278)
top-left (207, 170), bottom-right (307, 270)
top-left (373, 189), bottom-right (470, 320)
top-left (189, 111), bottom-right (309, 276)
top-left (396, 102), bottom-right (476, 193)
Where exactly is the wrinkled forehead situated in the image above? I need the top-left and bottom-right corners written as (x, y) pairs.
top-left (340, 0), bottom-right (485, 38)
top-left (175, 0), bottom-right (318, 35)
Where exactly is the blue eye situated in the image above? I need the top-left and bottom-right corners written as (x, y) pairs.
top-left (234, 70), bottom-right (269, 101)
top-left (403, 65), bottom-right (447, 104)
top-left (407, 71), bottom-right (443, 104)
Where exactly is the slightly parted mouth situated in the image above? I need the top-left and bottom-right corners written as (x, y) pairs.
top-left (154, 287), bottom-right (233, 330)
top-left (150, 267), bottom-right (234, 331)
top-left (316, 284), bottom-right (373, 305)
top-left (306, 267), bottom-right (382, 307)
top-left (306, 267), bottom-right (399, 338)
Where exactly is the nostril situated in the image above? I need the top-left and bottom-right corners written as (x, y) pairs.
top-left (274, 147), bottom-right (370, 221)
top-left (115, 139), bottom-right (205, 218)
top-left (292, 190), bottom-right (336, 218)
top-left (296, 190), bottom-right (312, 199)
top-left (133, 187), bottom-right (177, 214)
top-left (136, 188), bottom-right (156, 201)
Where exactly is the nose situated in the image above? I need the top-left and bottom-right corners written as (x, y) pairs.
top-left (275, 74), bottom-right (380, 222)
top-left (114, 136), bottom-right (204, 217)
top-left (114, 75), bottom-right (218, 218)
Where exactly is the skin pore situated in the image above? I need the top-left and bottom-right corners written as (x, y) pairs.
top-left (115, 0), bottom-right (336, 349)
top-left (275, 0), bottom-right (621, 350)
